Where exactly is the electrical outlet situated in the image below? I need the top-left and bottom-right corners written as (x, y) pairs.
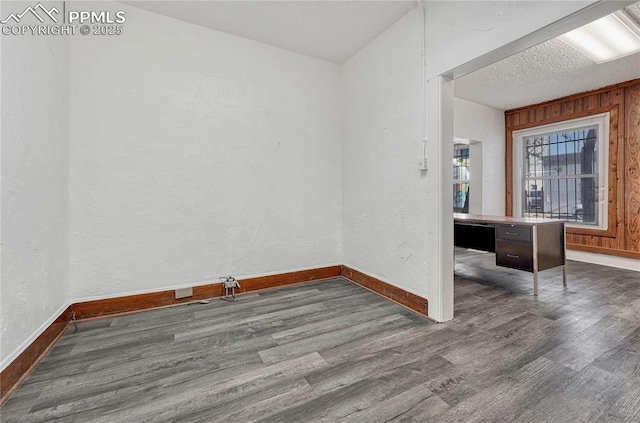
top-left (175, 287), bottom-right (193, 299)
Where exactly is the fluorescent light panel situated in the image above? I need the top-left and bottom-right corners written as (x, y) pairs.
top-left (558, 11), bottom-right (640, 64)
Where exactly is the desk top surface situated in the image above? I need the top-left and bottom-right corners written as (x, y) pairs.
top-left (454, 213), bottom-right (565, 226)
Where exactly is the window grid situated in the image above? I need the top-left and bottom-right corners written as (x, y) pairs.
top-left (523, 126), bottom-right (599, 224)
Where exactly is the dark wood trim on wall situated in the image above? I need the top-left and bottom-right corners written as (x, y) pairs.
top-left (238, 266), bottom-right (343, 295)
top-left (340, 265), bottom-right (429, 317)
top-left (0, 307), bottom-right (73, 404)
top-left (72, 285), bottom-right (222, 320)
top-left (73, 265), bottom-right (343, 320)
top-left (505, 78), bottom-right (640, 259)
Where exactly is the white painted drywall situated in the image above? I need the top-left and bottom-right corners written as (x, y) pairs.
top-left (342, 2), bottom-right (602, 320)
top-left (343, 9), bottom-right (431, 306)
top-left (454, 97), bottom-right (505, 216)
top-left (68, 2), bottom-right (343, 300)
top-left (0, 1), bottom-right (70, 370)
top-left (426, 75), bottom-right (456, 322)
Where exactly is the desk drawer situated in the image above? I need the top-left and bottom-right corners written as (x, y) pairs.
top-left (496, 225), bottom-right (532, 242)
top-left (496, 240), bottom-right (533, 272)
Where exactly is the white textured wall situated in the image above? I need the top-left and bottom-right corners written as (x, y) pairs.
top-left (454, 97), bottom-right (505, 216)
top-left (0, 1), bottom-right (69, 370)
top-left (343, 10), bottom-right (429, 300)
top-left (342, 2), bottom-right (599, 320)
top-left (68, 2), bottom-right (342, 300)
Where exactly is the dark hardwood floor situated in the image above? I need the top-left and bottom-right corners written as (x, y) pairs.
top-left (2, 249), bottom-right (639, 422)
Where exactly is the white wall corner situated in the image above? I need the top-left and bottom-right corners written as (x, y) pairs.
top-left (426, 75), bottom-right (454, 322)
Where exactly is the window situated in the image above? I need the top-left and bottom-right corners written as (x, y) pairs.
top-left (512, 114), bottom-right (609, 229)
top-left (453, 144), bottom-right (470, 213)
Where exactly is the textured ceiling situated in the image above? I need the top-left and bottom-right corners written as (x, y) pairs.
top-left (125, 1), bottom-right (416, 64)
top-left (455, 2), bottom-right (640, 111)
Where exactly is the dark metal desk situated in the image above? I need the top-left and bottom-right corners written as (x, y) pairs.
top-left (454, 213), bottom-right (566, 295)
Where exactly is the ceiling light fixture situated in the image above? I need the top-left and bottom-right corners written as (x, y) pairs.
top-left (558, 10), bottom-right (640, 64)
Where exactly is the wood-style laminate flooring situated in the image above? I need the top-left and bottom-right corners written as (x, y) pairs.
top-left (2, 249), bottom-right (640, 422)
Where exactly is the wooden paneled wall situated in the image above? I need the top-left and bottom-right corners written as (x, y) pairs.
top-left (505, 79), bottom-right (640, 259)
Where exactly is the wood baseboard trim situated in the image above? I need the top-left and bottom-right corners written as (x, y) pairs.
top-left (340, 265), bottom-right (429, 317)
top-left (72, 265), bottom-right (343, 320)
top-left (0, 307), bottom-right (72, 404)
top-left (72, 287), bottom-right (216, 320)
top-left (567, 243), bottom-right (640, 260)
top-left (237, 265), bottom-right (343, 294)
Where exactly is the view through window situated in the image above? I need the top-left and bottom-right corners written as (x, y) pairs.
top-left (453, 144), bottom-right (469, 213)
top-left (521, 121), bottom-right (606, 227)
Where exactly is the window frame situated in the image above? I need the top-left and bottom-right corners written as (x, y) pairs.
top-left (512, 113), bottom-right (610, 230)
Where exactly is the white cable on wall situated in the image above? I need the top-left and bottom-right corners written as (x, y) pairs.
top-left (418, 0), bottom-right (429, 173)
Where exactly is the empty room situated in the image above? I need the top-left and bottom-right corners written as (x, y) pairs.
top-left (1, 0), bottom-right (639, 421)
